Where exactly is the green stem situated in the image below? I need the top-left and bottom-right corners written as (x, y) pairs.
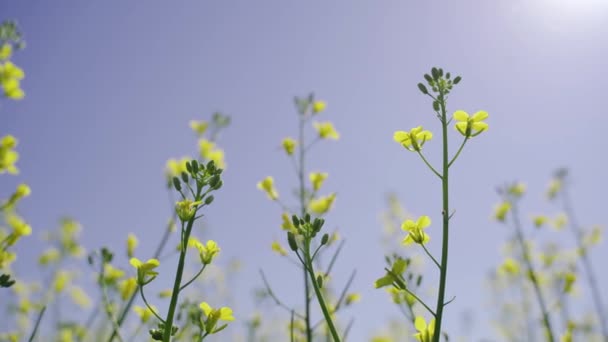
top-left (162, 218), bottom-right (196, 342)
top-left (421, 244), bottom-right (441, 270)
top-left (101, 278), bottom-right (125, 342)
top-left (561, 186), bottom-right (608, 341)
top-left (140, 285), bottom-right (165, 322)
top-left (448, 138), bottom-right (468, 168)
top-left (432, 94), bottom-right (450, 342)
top-left (305, 241), bottom-right (341, 342)
top-left (417, 151), bottom-right (442, 179)
top-left (179, 265), bottom-right (206, 291)
top-left (511, 200), bottom-right (555, 342)
top-left (27, 306), bottom-right (46, 342)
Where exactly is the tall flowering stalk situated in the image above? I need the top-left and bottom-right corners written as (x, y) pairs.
top-left (379, 68), bottom-right (488, 341)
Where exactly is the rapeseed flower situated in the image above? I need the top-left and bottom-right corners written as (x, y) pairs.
top-left (393, 126), bottom-right (432, 152)
top-left (0, 61), bottom-right (25, 100)
top-left (126, 233), bottom-right (138, 258)
top-left (199, 302), bottom-right (235, 334)
top-left (257, 176), bottom-right (279, 200)
top-left (199, 139), bottom-right (226, 168)
top-left (271, 241), bottom-right (288, 256)
top-left (313, 121), bottom-right (340, 140)
top-left (413, 316), bottom-right (435, 342)
top-left (130, 258), bottom-right (160, 285)
top-left (134, 305), bottom-right (157, 323)
top-left (402, 216), bottom-right (431, 245)
top-left (312, 100), bottom-right (326, 114)
top-left (175, 199), bottom-right (201, 222)
top-left (453, 110), bottom-right (488, 137)
top-left (118, 277), bottom-right (137, 300)
top-left (309, 172), bottom-right (328, 191)
top-left (189, 120), bottom-right (209, 136)
top-left (0, 135), bottom-right (19, 174)
top-left (0, 44), bottom-right (12, 60)
top-left (282, 137), bottom-right (297, 155)
top-left (195, 240), bottom-right (220, 265)
top-left (309, 193), bottom-right (336, 214)
top-left (494, 201), bottom-right (511, 222)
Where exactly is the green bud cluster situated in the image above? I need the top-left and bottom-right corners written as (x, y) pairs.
top-left (417, 67), bottom-right (461, 108)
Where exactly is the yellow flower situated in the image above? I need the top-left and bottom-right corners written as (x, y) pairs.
top-left (271, 241), bottom-right (288, 256)
top-left (130, 258), bottom-right (160, 285)
top-left (70, 286), bottom-right (92, 309)
top-left (15, 183), bottom-right (30, 198)
top-left (199, 302), bottom-right (235, 334)
top-left (0, 250), bottom-right (16, 268)
top-left (583, 226), bottom-right (603, 246)
top-left (532, 215), bottom-right (548, 228)
top-left (0, 135), bottom-right (19, 174)
top-left (0, 44), bottom-right (12, 60)
top-left (413, 316), bottom-right (435, 342)
top-left (126, 233), bottom-right (138, 258)
top-left (508, 182), bottom-right (526, 197)
top-left (281, 137), bottom-right (297, 155)
top-left (175, 199), bottom-right (201, 222)
top-left (195, 240), bottom-right (220, 265)
top-left (453, 110), bottom-right (489, 137)
top-left (552, 213), bottom-right (568, 230)
top-left (103, 264), bottom-right (125, 284)
top-left (189, 120), bottom-right (209, 136)
top-left (165, 157), bottom-right (191, 179)
top-left (494, 201), bottom-right (511, 222)
top-left (0, 61), bottom-right (25, 100)
top-left (38, 248), bottom-right (61, 266)
top-left (498, 258), bottom-right (520, 276)
top-left (375, 258), bottom-right (408, 288)
top-left (257, 176), bottom-right (279, 200)
top-left (562, 272), bottom-right (576, 294)
top-left (309, 172), bottom-right (328, 191)
top-left (309, 193), bottom-right (336, 214)
top-left (402, 216), bottom-right (431, 245)
top-left (158, 289), bottom-right (172, 298)
top-left (281, 212), bottom-right (297, 233)
top-left (118, 277), bottom-right (137, 300)
top-left (313, 121), bottom-right (340, 140)
top-left (53, 271), bottom-right (70, 293)
top-left (199, 139), bottom-right (226, 168)
top-left (134, 305), bottom-right (157, 323)
top-left (312, 101), bottom-right (326, 114)
top-left (345, 293), bottom-right (361, 306)
top-left (393, 126), bottom-right (432, 152)
top-left (546, 178), bottom-right (562, 199)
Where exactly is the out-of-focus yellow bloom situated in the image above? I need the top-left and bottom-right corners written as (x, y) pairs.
top-left (312, 101), bottom-right (326, 114)
top-left (118, 277), bottom-right (137, 300)
top-left (371, 336), bottom-right (394, 342)
top-left (0, 135), bottom-right (19, 174)
top-left (309, 193), bottom-right (336, 214)
top-left (533, 215), bottom-right (548, 228)
top-left (402, 216), bottom-right (431, 245)
top-left (393, 126), bottom-right (432, 152)
top-left (375, 258), bottom-right (408, 288)
top-left (309, 172), bottom-right (328, 192)
top-left (15, 183), bottom-right (30, 198)
top-left (498, 258), bottom-right (520, 276)
top-left (103, 264), bottom-right (125, 284)
top-left (271, 241), bottom-right (288, 256)
top-left (453, 110), bottom-right (488, 137)
top-left (282, 137), bottom-right (297, 155)
top-left (0, 61), bottom-right (25, 100)
top-left (313, 121), bottom-right (340, 140)
top-left (189, 120), bottom-right (209, 136)
top-left (38, 248), bottom-right (61, 265)
top-left (0, 332), bottom-right (19, 342)
top-left (194, 240), bottom-right (220, 265)
top-left (546, 178), bottom-right (562, 200)
top-left (0, 44), bottom-right (12, 60)
top-left (345, 293), bottom-right (361, 306)
top-left (583, 226), bottom-right (603, 246)
top-left (552, 213), bottom-right (567, 230)
top-left (199, 139), bottom-right (226, 168)
top-left (70, 286), bottom-right (92, 309)
top-left (126, 233), bottom-right (138, 258)
top-left (281, 212), bottom-right (296, 233)
top-left (158, 289), bottom-right (172, 298)
top-left (175, 199), bottom-right (201, 222)
top-left (134, 305), bottom-right (157, 323)
top-left (562, 272), bottom-right (576, 294)
top-left (508, 182), bottom-right (526, 197)
top-left (130, 258), bottom-right (160, 285)
top-left (0, 250), bottom-right (16, 268)
top-left (413, 316), bottom-right (435, 342)
top-left (53, 270), bottom-right (70, 293)
top-left (165, 157), bottom-right (191, 179)
top-left (199, 302), bottom-right (235, 334)
top-left (257, 176), bottom-right (279, 200)
top-left (494, 201), bottom-right (511, 222)
top-left (57, 328), bottom-right (74, 342)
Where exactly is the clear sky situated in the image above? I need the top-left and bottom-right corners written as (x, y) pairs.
top-left (2, 1), bottom-right (608, 341)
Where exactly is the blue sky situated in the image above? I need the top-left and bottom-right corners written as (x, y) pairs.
top-left (2, 1), bottom-right (608, 340)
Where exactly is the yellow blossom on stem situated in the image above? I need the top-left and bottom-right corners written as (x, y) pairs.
top-left (312, 100), bottom-right (326, 114)
top-left (194, 240), bottom-right (220, 265)
top-left (552, 213), bottom-right (568, 230)
top-left (413, 316), bottom-right (435, 342)
top-left (499, 258), bottom-right (520, 276)
top-left (257, 176), bottom-right (279, 200)
top-left (271, 241), bottom-right (288, 256)
top-left (129, 258), bottom-right (160, 285)
top-left (402, 215), bottom-right (431, 245)
top-left (0, 135), bottom-right (19, 174)
top-left (345, 293), bottom-right (361, 306)
top-left (38, 248), bottom-right (60, 265)
top-left (282, 137), bottom-right (297, 155)
top-left (199, 302), bottom-right (235, 335)
top-left (309, 193), bottom-right (336, 214)
top-left (508, 182), bottom-right (526, 197)
top-left (309, 172), bottom-right (328, 191)
top-left (393, 126), bottom-right (433, 152)
top-left (53, 270), bottom-right (70, 293)
top-left (134, 305), bottom-right (157, 323)
top-left (0, 61), bottom-right (25, 100)
top-left (165, 157), bottom-right (191, 179)
top-left (0, 44), bottom-right (12, 60)
top-left (158, 289), bottom-right (173, 298)
top-left (103, 264), bottom-right (125, 284)
top-left (175, 199), bottom-right (202, 222)
top-left (70, 286), bottom-right (91, 309)
top-left (532, 215), bottom-right (548, 228)
top-left (313, 121), bottom-right (340, 140)
top-left (118, 277), bottom-right (137, 300)
top-left (189, 120), bottom-right (209, 136)
top-left (281, 212), bottom-right (297, 233)
top-left (453, 110), bottom-right (489, 137)
top-left (546, 178), bottom-right (562, 199)
top-left (199, 139), bottom-right (226, 168)
top-left (494, 201), bottom-right (511, 222)
top-left (126, 233), bottom-right (138, 258)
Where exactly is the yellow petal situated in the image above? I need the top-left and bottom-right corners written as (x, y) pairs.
top-left (471, 110), bottom-right (489, 121)
top-left (453, 110), bottom-right (469, 121)
top-left (199, 302), bottom-right (213, 316)
top-left (455, 122), bottom-right (468, 135)
top-left (414, 316), bottom-right (427, 331)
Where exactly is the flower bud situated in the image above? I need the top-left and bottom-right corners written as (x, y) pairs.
top-left (287, 232), bottom-right (298, 251)
top-left (321, 233), bottom-right (329, 245)
top-left (204, 195), bottom-right (214, 205)
top-left (172, 177), bottom-right (181, 191)
top-left (417, 83), bottom-right (428, 95)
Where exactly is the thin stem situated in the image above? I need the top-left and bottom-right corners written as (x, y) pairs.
top-left (259, 270), bottom-right (305, 319)
top-left (421, 244), bottom-right (441, 270)
top-left (416, 150), bottom-right (442, 179)
top-left (27, 306), bottom-right (46, 342)
top-left (101, 279), bottom-right (125, 342)
top-left (560, 185), bottom-right (608, 341)
top-left (140, 285), bottom-right (165, 323)
top-left (179, 265), bottom-right (206, 291)
top-left (305, 241), bottom-right (341, 342)
top-left (448, 138), bottom-right (468, 168)
top-left (385, 268), bottom-right (436, 317)
top-left (162, 216), bottom-right (196, 341)
top-left (511, 200), bottom-right (555, 342)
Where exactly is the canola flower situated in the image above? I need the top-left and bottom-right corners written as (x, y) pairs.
top-left (312, 100), bottom-right (326, 114)
top-left (309, 193), bottom-right (336, 214)
top-left (189, 120), bottom-right (209, 136)
top-left (199, 302), bottom-right (235, 336)
top-left (413, 316), bottom-right (435, 342)
top-left (257, 176), bottom-right (279, 200)
top-left (402, 216), bottom-right (431, 245)
top-left (199, 139), bottom-right (226, 169)
top-left (453, 110), bottom-right (489, 137)
top-left (0, 60), bottom-right (25, 100)
top-left (309, 172), bottom-right (328, 192)
top-left (313, 121), bottom-right (340, 140)
top-left (126, 233), bottom-right (138, 258)
top-left (282, 137), bottom-right (297, 155)
top-left (0, 135), bottom-right (19, 174)
top-left (393, 127), bottom-right (433, 152)
top-left (194, 240), bottom-right (220, 265)
top-left (129, 258), bottom-right (160, 285)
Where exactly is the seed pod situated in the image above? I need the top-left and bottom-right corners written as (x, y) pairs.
top-left (321, 233), bottom-right (329, 245)
top-left (453, 76), bottom-right (462, 84)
